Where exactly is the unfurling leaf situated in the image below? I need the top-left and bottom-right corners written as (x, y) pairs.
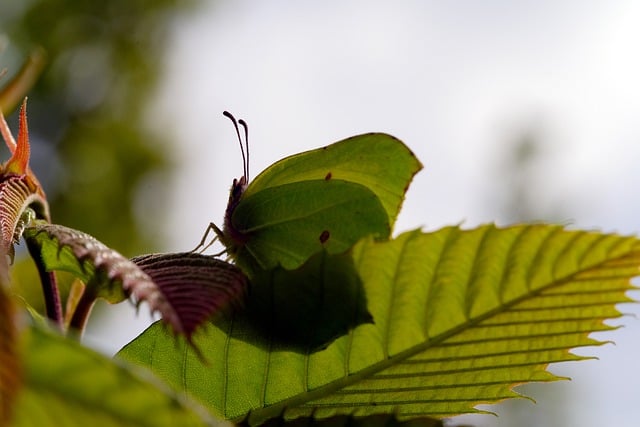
top-left (118, 225), bottom-right (640, 425)
top-left (131, 252), bottom-right (248, 340)
top-left (0, 99), bottom-right (49, 260)
top-left (23, 224), bottom-right (181, 334)
top-left (23, 223), bottom-right (247, 339)
top-left (23, 223), bottom-right (151, 303)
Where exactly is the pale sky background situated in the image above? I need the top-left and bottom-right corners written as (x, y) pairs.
top-left (85, 2), bottom-right (640, 426)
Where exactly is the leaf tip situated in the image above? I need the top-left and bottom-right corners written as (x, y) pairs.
top-left (4, 98), bottom-right (30, 175)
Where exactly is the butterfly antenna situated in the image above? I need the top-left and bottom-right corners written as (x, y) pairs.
top-left (223, 111), bottom-right (247, 180)
top-left (238, 118), bottom-right (249, 181)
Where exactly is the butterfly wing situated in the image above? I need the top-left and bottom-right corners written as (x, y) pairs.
top-left (231, 179), bottom-right (389, 271)
top-left (244, 133), bottom-right (422, 230)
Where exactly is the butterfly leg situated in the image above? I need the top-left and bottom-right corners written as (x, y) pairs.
top-left (190, 222), bottom-right (225, 254)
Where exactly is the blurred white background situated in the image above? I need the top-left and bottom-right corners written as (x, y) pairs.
top-left (85, 1), bottom-right (640, 426)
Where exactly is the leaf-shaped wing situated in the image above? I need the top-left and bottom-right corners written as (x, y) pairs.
top-left (131, 252), bottom-right (248, 340)
top-left (244, 133), bottom-right (422, 231)
top-left (232, 180), bottom-right (389, 271)
top-left (11, 324), bottom-right (225, 427)
top-left (118, 225), bottom-right (640, 424)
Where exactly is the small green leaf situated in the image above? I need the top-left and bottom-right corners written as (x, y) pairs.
top-left (231, 180), bottom-right (389, 271)
top-left (23, 223), bottom-right (149, 304)
top-left (11, 324), bottom-right (225, 427)
top-left (24, 224), bottom-right (247, 338)
top-left (245, 133), bottom-right (421, 230)
top-left (118, 225), bottom-right (640, 425)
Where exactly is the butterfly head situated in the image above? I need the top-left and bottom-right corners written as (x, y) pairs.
top-left (222, 111), bottom-right (251, 247)
top-left (223, 110), bottom-right (249, 200)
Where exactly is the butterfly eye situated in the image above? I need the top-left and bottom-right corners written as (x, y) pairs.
top-left (230, 178), bottom-right (245, 199)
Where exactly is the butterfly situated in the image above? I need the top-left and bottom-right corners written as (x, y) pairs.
top-left (195, 112), bottom-right (422, 274)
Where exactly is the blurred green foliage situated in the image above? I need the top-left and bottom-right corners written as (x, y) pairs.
top-left (1, 0), bottom-right (196, 310)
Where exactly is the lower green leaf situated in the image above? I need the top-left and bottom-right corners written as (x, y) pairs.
top-left (117, 225), bottom-right (640, 425)
top-left (12, 324), bottom-right (226, 427)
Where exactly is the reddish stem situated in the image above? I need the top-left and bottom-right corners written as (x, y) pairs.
top-left (26, 239), bottom-right (63, 327)
top-left (68, 289), bottom-right (96, 334)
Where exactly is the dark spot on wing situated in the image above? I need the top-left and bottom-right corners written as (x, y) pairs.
top-left (319, 230), bottom-right (330, 244)
top-left (324, 172), bottom-right (332, 180)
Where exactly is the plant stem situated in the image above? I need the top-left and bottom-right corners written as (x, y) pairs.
top-left (68, 288), bottom-right (96, 334)
top-left (42, 271), bottom-right (62, 326)
top-left (26, 239), bottom-right (63, 327)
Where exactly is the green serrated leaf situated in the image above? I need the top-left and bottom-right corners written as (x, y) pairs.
top-left (11, 324), bottom-right (225, 427)
top-left (117, 225), bottom-right (640, 425)
top-left (244, 133), bottom-right (422, 231)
